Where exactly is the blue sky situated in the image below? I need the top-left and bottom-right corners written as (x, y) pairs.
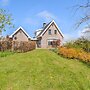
top-left (0, 0), bottom-right (87, 41)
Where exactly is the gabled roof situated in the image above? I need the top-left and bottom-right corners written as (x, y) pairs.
top-left (9, 26), bottom-right (32, 39)
top-left (37, 20), bottom-right (64, 38)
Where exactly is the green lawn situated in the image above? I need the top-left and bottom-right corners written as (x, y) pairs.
top-left (0, 51), bottom-right (14, 57)
top-left (0, 49), bottom-right (90, 90)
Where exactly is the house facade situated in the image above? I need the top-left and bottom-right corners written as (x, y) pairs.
top-left (35, 20), bottom-right (64, 48)
top-left (9, 27), bottom-right (32, 41)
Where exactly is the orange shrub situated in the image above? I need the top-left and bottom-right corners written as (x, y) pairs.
top-left (58, 47), bottom-right (90, 63)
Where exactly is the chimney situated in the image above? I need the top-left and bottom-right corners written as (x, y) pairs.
top-left (43, 23), bottom-right (46, 28)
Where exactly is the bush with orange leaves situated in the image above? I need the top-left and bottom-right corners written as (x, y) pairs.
top-left (58, 47), bottom-right (90, 63)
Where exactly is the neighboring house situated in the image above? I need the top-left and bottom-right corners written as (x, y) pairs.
top-left (9, 26), bottom-right (32, 41)
top-left (35, 20), bottom-right (64, 48)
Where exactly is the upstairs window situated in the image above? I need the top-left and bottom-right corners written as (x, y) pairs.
top-left (48, 29), bottom-right (51, 35)
top-left (54, 30), bottom-right (57, 34)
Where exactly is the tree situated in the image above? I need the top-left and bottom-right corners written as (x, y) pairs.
top-left (75, 0), bottom-right (90, 28)
top-left (0, 9), bottom-right (13, 36)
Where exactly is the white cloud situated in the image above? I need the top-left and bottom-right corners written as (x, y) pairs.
top-left (77, 29), bottom-right (83, 37)
top-left (1, 0), bottom-right (9, 6)
top-left (80, 27), bottom-right (90, 40)
top-left (63, 33), bottom-right (77, 43)
top-left (24, 18), bottom-right (39, 26)
top-left (37, 10), bottom-right (58, 22)
top-left (24, 11), bottom-right (59, 28)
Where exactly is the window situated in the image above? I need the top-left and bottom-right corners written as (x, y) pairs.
top-left (38, 40), bottom-right (41, 45)
top-left (48, 41), bottom-right (52, 45)
top-left (48, 29), bottom-right (51, 35)
top-left (14, 37), bottom-right (17, 40)
top-left (54, 30), bottom-right (57, 34)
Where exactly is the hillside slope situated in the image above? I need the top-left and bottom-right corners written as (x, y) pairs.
top-left (0, 49), bottom-right (90, 90)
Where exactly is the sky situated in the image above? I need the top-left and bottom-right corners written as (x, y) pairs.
top-left (0, 0), bottom-right (88, 41)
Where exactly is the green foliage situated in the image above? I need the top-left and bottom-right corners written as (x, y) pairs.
top-left (75, 38), bottom-right (90, 52)
top-left (0, 9), bottom-right (14, 34)
top-left (0, 49), bottom-right (90, 90)
top-left (64, 37), bottom-right (90, 52)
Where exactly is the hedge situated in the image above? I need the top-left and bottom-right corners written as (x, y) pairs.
top-left (0, 41), bottom-right (36, 52)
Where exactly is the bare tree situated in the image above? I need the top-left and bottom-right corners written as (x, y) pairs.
top-left (74, 0), bottom-right (90, 28)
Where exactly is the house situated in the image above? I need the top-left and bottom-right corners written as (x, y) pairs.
top-left (9, 20), bottom-right (64, 48)
top-left (9, 26), bottom-right (32, 41)
top-left (35, 20), bottom-right (64, 48)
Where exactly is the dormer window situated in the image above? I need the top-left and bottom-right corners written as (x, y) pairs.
top-left (14, 37), bottom-right (17, 40)
top-left (48, 29), bottom-right (51, 35)
top-left (54, 30), bottom-right (57, 34)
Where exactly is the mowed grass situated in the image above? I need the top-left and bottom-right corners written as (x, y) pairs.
top-left (0, 49), bottom-right (90, 90)
top-left (0, 51), bottom-right (14, 57)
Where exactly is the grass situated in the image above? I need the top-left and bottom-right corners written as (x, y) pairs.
top-left (0, 49), bottom-right (90, 90)
top-left (0, 51), bottom-right (14, 57)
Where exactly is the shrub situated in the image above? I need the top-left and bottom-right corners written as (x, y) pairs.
top-left (64, 38), bottom-right (90, 53)
top-left (0, 41), bottom-right (36, 52)
top-left (0, 41), bottom-right (12, 51)
top-left (52, 39), bottom-right (61, 48)
top-left (58, 47), bottom-right (90, 63)
top-left (12, 41), bottom-right (36, 52)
